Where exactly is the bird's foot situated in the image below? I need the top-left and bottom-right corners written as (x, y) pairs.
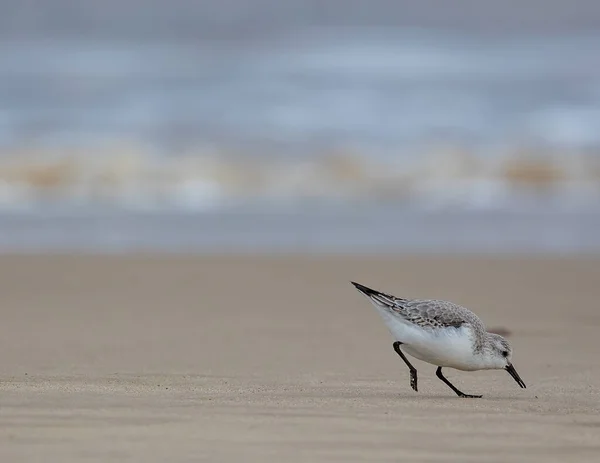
top-left (458, 393), bottom-right (482, 399)
top-left (409, 369), bottom-right (418, 392)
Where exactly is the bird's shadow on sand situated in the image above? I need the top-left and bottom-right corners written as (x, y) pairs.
top-left (277, 387), bottom-right (533, 402)
top-left (310, 385), bottom-right (533, 401)
top-left (381, 392), bottom-right (532, 402)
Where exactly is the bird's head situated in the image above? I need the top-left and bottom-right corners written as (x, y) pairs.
top-left (484, 333), bottom-right (526, 388)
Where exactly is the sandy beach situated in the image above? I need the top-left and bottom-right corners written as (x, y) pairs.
top-left (1, 254), bottom-right (599, 462)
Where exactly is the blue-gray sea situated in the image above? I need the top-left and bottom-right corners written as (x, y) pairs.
top-left (1, 0), bottom-right (599, 253)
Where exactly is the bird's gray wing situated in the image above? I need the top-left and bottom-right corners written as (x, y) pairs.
top-left (394, 299), bottom-right (486, 332)
top-left (351, 282), bottom-right (485, 332)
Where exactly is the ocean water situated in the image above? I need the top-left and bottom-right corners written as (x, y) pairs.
top-left (0, 1), bottom-right (599, 252)
top-left (1, 207), bottom-right (599, 254)
top-left (2, 32), bottom-right (600, 151)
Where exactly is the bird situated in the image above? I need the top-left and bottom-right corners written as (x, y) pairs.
top-left (351, 281), bottom-right (526, 398)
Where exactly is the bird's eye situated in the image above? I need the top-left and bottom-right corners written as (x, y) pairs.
top-left (502, 350), bottom-right (509, 357)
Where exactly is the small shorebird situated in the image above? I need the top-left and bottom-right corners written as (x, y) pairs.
top-left (351, 282), bottom-right (526, 398)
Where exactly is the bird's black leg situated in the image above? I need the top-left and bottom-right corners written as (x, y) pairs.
top-left (436, 367), bottom-right (482, 398)
top-left (392, 341), bottom-right (418, 392)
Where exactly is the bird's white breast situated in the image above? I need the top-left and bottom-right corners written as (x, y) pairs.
top-left (376, 307), bottom-right (481, 371)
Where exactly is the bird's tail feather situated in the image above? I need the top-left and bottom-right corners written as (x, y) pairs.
top-left (350, 281), bottom-right (402, 308)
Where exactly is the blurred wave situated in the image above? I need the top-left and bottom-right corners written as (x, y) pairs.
top-left (0, 145), bottom-right (598, 212)
top-left (2, 32), bottom-right (600, 151)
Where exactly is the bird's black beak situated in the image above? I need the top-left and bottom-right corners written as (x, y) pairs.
top-left (505, 363), bottom-right (526, 388)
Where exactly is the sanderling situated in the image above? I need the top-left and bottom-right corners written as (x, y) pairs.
top-left (351, 281), bottom-right (526, 398)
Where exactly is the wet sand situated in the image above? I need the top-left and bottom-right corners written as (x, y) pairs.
top-left (1, 255), bottom-right (599, 462)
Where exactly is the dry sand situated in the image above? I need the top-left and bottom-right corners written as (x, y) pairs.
top-left (1, 255), bottom-right (599, 462)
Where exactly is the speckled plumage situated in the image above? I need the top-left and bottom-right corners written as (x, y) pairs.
top-left (358, 287), bottom-right (487, 351)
